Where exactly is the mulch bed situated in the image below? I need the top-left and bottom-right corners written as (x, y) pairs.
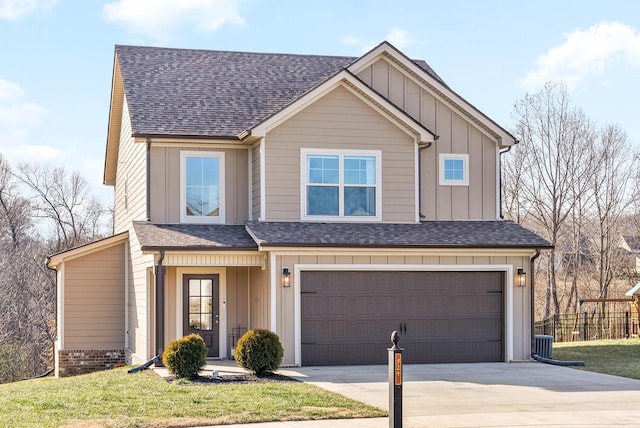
top-left (168, 373), bottom-right (299, 385)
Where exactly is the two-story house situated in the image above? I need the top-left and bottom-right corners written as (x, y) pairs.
top-left (47, 42), bottom-right (551, 377)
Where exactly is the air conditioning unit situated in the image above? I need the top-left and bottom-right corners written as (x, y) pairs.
top-left (535, 334), bottom-right (553, 359)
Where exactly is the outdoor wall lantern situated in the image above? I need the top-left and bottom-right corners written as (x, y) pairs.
top-left (282, 267), bottom-right (290, 287)
top-left (517, 267), bottom-right (526, 287)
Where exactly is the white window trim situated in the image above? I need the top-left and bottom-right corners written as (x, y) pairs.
top-left (180, 151), bottom-right (226, 224)
top-left (439, 153), bottom-right (469, 186)
top-left (300, 148), bottom-right (382, 222)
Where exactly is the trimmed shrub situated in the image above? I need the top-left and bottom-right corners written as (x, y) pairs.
top-left (162, 333), bottom-right (207, 379)
top-left (234, 329), bottom-right (283, 376)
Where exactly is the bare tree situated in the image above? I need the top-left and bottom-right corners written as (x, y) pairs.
top-left (588, 124), bottom-right (638, 301)
top-left (0, 156), bottom-right (111, 382)
top-left (508, 82), bottom-right (596, 318)
top-left (14, 163), bottom-right (110, 251)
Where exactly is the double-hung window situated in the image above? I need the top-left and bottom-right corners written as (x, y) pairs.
top-left (302, 149), bottom-right (381, 221)
top-left (180, 151), bottom-right (225, 223)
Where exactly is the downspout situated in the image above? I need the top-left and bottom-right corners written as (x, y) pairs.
top-left (529, 248), bottom-right (540, 356)
top-left (529, 248), bottom-right (585, 366)
top-left (146, 138), bottom-right (151, 221)
top-left (417, 139), bottom-right (436, 220)
top-left (154, 250), bottom-right (165, 366)
top-left (498, 145), bottom-right (512, 219)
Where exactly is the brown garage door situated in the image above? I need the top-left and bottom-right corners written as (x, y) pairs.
top-left (301, 271), bottom-right (504, 365)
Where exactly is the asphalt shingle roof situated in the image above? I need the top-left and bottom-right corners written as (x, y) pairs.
top-left (132, 221), bottom-right (551, 251)
top-left (133, 222), bottom-right (257, 251)
top-left (245, 221), bottom-right (552, 249)
top-left (115, 45), bottom-right (445, 138)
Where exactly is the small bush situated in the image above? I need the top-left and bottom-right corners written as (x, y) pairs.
top-left (234, 329), bottom-right (283, 376)
top-left (162, 334), bottom-right (207, 379)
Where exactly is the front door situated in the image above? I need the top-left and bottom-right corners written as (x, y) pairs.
top-left (183, 275), bottom-right (219, 357)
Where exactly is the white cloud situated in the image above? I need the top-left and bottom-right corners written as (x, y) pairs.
top-left (342, 28), bottom-right (416, 54)
top-left (386, 29), bottom-right (416, 51)
top-left (0, 0), bottom-right (56, 20)
top-left (0, 78), bottom-right (51, 164)
top-left (103, 0), bottom-right (245, 41)
top-left (523, 21), bottom-right (640, 90)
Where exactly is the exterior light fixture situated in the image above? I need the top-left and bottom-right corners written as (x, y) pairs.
top-left (517, 267), bottom-right (526, 287)
top-left (282, 267), bottom-right (290, 287)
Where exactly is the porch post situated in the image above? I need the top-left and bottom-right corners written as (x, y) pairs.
top-left (155, 251), bottom-right (165, 366)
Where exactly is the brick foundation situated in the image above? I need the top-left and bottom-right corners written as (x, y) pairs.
top-left (57, 349), bottom-right (126, 377)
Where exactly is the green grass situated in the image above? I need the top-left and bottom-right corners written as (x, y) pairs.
top-left (553, 338), bottom-right (640, 380)
top-left (0, 368), bottom-right (385, 427)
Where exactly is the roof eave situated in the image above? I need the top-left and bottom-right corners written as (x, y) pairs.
top-left (347, 41), bottom-right (517, 147)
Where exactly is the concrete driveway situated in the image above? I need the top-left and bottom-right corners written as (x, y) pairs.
top-left (201, 361), bottom-right (640, 427)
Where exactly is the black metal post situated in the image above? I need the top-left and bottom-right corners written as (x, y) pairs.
top-left (388, 331), bottom-right (403, 428)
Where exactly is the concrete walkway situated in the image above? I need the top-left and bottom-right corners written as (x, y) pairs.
top-left (183, 361), bottom-right (640, 427)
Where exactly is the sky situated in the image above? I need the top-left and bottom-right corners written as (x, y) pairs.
top-left (1, 0), bottom-right (640, 205)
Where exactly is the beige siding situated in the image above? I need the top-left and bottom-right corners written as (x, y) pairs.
top-left (358, 58), bottom-right (499, 220)
top-left (114, 97), bottom-right (147, 233)
top-left (128, 228), bottom-right (154, 361)
top-left (251, 144), bottom-right (261, 220)
top-left (273, 251), bottom-right (532, 365)
top-left (149, 146), bottom-right (249, 224)
top-left (64, 243), bottom-right (126, 349)
top-left (249, 266), bottom-right (269, 331)
top-left (226, 267), bottom-right (250, 337)
top-left (264, 85), bottom-right (416, 222)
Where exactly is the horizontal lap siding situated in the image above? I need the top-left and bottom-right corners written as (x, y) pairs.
top-left (114, 97), bottom-right (147, 233)
top-left (64, 243), bottom-right (126, 349)
top-left (265, 85), bottom-right (415, 222)
top-left (150, 147), bottom-right (249, 224)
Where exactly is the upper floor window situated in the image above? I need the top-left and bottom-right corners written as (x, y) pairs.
top-left (180, 151), bottom-right (225, 223)
top-left (301, 149), bottom-right (381, 221)
top-left (439, 154), bottom-right (469, 186)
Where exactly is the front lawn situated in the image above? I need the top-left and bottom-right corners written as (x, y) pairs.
top-left (0, 367), bottom-right (385, 427)
top-left (553, 338), bottom-right (640, 380)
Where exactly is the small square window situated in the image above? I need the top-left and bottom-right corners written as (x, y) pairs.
top-left (439, 154), bottom-right (469, 186)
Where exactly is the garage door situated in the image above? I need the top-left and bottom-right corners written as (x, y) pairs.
top-left (301, 271), bottom-right (504, 365)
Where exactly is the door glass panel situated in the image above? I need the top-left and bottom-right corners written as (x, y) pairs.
top-left (189, 279), bottom-right (200, 296)
top-left (187, 278), bottom-right (214, 332)
top-left (189, 297), bottom-right (200, 314)
top-left (201, 280), bottom-right (212, 296)
top-left (201, 314), bottom-right (213, 330)
top-left (189, 315), bottom-right (201, 330)
top-left (201, 297), bottom-right (212, 314)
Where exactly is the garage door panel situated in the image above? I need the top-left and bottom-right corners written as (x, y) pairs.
top-left (301, 271), bottom-right (504, 365)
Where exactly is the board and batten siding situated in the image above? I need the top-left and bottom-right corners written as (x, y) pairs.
top-left (264, 85), bottom-right (416, 222)
top-left (357, 58), bottom-right (499, 220)
top-left (63, 243), bottom-right (126, 349)
top-left (113, 97), bottom-right (148, 234)
top-left (149, 146), bottom-right (249, 224)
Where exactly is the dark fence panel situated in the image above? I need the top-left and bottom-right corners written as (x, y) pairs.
top-left (534, 310), bottom-right (638, 342)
